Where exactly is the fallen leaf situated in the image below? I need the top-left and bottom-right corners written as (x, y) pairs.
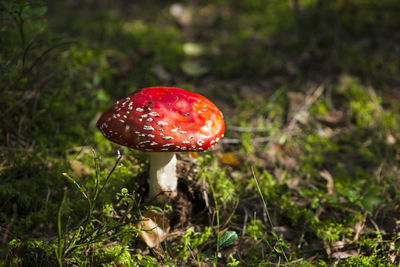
top-left (138, 210), bottom-right (169, 248)
top-left (219, 152), bottom-right (240, 165)
top-left (170, 3), bottom-right (192, 26)
top-left (183, 42), bottom-right (205, 57)
top-left (331, 250), bottom-right (358, 259)
top-left (70, 160), bottom-right (91, 179)
top-left (387, 133), bottom-right (396, 145)
top-left (287, 92), bottom-right (305, 123)
top-left (320, 170), bottom-right (334, 195)
top-left (188, 152), bottom-right (198, 159)
top-left (316, 110), bottom-right (344, 127)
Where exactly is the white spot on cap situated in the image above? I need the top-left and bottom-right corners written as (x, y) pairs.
top-left (143, 125), bottom-right (154, 131)
top-left (125, 125), bottom-right (130, 131)
top-left (148, 112), bottom-right (159, 117)
top-left (163, 143), bottom-right (174, 147)
top-left (136, 107), bottom-right (144, 112)
top-left (162, 136), bottom-right (174, 140)
top-left (179, 131), bottom-right (187, 134)
top-left (119, 119), bottom-right (125, 123)
top-left (150, 142), bottom-right (158, 146)
top-left (182, 140), bottom-right (190, 144)
top-left (148, 134), bottom-right (155, 138)
top-left (138, 140), bottom-right (151, 145)
top-left (140, 114), bottom-right (148, 118)
top-left (170, 126), bottom-right (180, 133)
top-left (146, 118), bottom-right (153, 122)
top-left (157, 121), bottom-right (168, 126)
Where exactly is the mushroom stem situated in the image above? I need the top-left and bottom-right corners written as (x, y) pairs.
top-left (148, 152), bottom-right (178, 201)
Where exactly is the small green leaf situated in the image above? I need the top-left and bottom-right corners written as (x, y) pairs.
top-left (219, 231), bottom-right (238, 248)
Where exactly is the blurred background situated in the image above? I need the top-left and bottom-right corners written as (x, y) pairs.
top-left (1, 0), bottom-right (400, 265)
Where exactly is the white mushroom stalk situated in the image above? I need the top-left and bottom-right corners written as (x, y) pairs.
top-left (148, 152), bottom-right (177, 200)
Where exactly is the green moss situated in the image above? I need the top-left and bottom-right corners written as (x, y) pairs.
top-left (2, 0), bottom-right (400, 265)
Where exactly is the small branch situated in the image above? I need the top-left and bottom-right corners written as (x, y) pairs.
top-left (237, 206), bottom-right (249, 257)
top-left (287, 85), bottom-right (324, 132)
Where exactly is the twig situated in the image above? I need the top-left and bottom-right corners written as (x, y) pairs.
top-left (238, 207), bottom-right (249, 255)
top-left (354, 211), bottom-right (368, 241)
top-left (222, 200), bottom-right (239, 229)
top-left (287, 85), bottom-right (325, 132)
top-left (1, 204), bottom-right (17, 258)
top-left (3, 41), bottom-right (75, 93)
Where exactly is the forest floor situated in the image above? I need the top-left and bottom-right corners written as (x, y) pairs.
top-left (1, 0), bottom-right (400, 266)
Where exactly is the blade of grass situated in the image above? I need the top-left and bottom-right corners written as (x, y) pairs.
top-left (251, 166), bottom-right (289, 263)
top-left (56, 188), bottom-right (67, 267)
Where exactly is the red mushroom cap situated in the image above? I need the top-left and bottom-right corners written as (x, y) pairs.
top-left (97, 87), bottom-right (225, 152)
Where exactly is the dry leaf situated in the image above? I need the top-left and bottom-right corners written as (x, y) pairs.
top-left (387, 133), bottom-right (396, 145)
top-left (137, 210), bottom-right (170, 248)
top-left (219, 152), bottom-right (240, 165)
top-left (320, 170), bottom-right (334, 195)
top-left (137, 218), bottom-right (167, 248)
top-left (317, 110), bottom-right (344, 127)
top-left (331, 250), bottom-right (358, 259)
top-left (70, 160), bottom-right (91, 179)
top-left (188, 152), bottom-right (198, 159)
top-left (287, 92), bottom-right (305, 123)
top-left (170, 3), bottom-right (192, 26)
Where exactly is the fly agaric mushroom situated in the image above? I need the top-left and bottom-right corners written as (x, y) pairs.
top-left (97, 86), bottom-right (225, 202)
